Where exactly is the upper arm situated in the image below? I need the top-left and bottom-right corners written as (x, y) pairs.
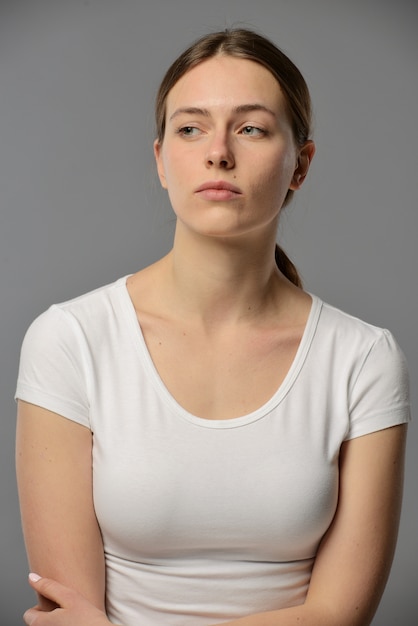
top-left (16, 400), bottom-right (105, 611)
top-left (306, 423), bottom-right (407, 625)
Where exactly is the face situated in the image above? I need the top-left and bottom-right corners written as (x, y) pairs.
top-left (154, 55), bottom-right (313, 240)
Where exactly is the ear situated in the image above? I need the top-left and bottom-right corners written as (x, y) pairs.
top-left (153, 139), bottom-right (167, 189)
top-left (289, 140), bottom-right (315, 190)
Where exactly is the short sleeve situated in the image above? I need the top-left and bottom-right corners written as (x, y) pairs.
top-left (15, 305), bottom-right (91, 428)
top-left (346, 329), bottom-right (411, 440)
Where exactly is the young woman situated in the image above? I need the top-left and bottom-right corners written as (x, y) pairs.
top-left (16, 28), bottom-right (410, 626)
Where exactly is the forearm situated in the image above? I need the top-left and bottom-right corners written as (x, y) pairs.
top-left (216, 603), bottom-right (339, 626)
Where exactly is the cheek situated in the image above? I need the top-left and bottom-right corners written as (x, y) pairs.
top-left (160, 147), bottom-right (186, 188)
top-left (156, 140), bottom-right (183, 187)
top-left (159, 157), bottom-right (189, 213)
top-left (254, 159), bottom-right (295, 206)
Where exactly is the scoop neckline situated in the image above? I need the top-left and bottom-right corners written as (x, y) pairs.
top-left (117, 275), bottom-right (322, 429)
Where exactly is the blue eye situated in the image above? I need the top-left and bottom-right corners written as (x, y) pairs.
top-left (241, 126), bottom-right (265, 136)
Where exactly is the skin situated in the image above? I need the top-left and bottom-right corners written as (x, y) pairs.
top-left (17, 55), bottom-right (407, 626)
top-left (154, 56), bottom-right (309, 241)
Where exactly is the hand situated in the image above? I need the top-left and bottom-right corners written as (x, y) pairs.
top-left (24, 573), bottom-right (112, 626)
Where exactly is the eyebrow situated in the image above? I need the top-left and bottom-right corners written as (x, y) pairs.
top-left (169, 103), bottom-right (277, 121)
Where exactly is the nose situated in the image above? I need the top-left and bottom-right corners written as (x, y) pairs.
top-left (205, 131), bottom-right (235, 169)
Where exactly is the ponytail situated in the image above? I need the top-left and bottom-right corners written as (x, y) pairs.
top-left (275, 244), bottom-right (303, 288)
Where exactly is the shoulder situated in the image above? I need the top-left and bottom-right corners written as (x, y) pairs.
top-left (54, 275), bottom-right (130, 323)
top-left (313, 297), bottom-right (407, 367)
top-left (16, 276), bottom-right (132, 425)
top-left (318, 299), bottom-right (389, 342)
top-left (311, 295), bottom-right (410, 401)
top-left (310, 296), bottom-right (410, 436)
top-left (18, 275), bottom-right (133, 375)
top-left (25, 275), bottom-right (130, 339)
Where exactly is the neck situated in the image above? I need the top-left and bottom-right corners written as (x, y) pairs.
top-left (161, 223), bottom-right (289, 327)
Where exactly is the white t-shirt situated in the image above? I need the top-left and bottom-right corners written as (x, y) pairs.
top-left (15, 276), bottom-right (411, 625)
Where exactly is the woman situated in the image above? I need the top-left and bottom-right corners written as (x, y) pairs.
top-left (16, 28), bottom-right (410, 626)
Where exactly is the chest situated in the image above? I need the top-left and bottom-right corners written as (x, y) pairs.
top-left (137, 316), bottom-right (304, 420)
top-left (92, 393), bottom-right (339, 564)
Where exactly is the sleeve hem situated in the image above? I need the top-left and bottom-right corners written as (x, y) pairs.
top-left (344, 406), bottom-right (411, 441)
top-left (15, 383), bottom-right (91, 429)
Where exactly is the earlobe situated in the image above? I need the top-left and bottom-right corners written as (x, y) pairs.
top-left (290, 140), bottom-right (315, 190)
top-left (154, 139), bottom-right (167, 189)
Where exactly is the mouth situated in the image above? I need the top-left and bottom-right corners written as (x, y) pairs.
top-left (195, 180), bottom-right (242, 201)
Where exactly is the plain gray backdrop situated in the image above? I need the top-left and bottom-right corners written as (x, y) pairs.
top-left (1, 0), bottom-right (416, 623)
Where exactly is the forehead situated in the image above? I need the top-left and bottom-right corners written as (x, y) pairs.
top-left (165, 55), bottom-right (287, 115)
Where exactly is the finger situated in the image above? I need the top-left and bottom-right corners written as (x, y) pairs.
top-left (23, 607), bottom-right (41, 626)
top-left (28, 573), bottom-right (72, 608)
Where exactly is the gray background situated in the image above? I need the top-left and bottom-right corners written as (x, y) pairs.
top-left (1, 0), bottom-right (416, 623)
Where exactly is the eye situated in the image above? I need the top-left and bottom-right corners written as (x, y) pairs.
top-left (176, 126), bottom-right (202, 138)
top-left (240, 125), bottom-right (266, 137)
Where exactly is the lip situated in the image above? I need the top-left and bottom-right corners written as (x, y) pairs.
top-left (195, 180), bottom-right (242, 201)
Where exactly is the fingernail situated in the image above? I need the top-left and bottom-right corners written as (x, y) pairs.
top-left (29, 573), bottom-right (42, 582)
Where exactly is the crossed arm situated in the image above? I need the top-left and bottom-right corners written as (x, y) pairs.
top-left (16, 400), bottom-right (407, 626)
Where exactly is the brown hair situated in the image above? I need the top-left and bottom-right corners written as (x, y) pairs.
top-left (155, 28), bottom-right (313, 288)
